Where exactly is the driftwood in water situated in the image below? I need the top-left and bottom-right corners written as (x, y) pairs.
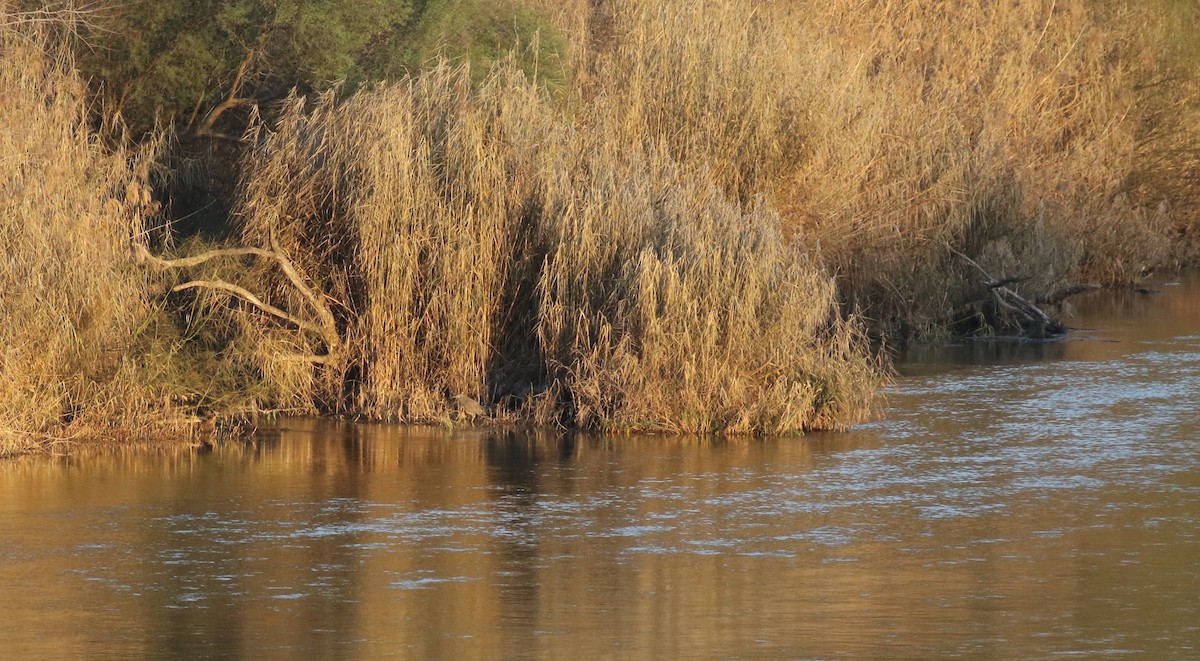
top-left (947, 248), bottom-right (1097, 339)
top-left (989, 283), bottom-right (1066, 338)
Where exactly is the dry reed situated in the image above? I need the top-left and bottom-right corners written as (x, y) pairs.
top-left (0, 15), bottom-right (192, 454)
top-left (776, 0), bottom-right (1196, 336)
top-left (544, 0), bottom-right (1199, 338)
top-left (233, 64), bottom-right (552, 421)
top-left (229, 61), bottom-right (883, 432)
top-left (535, 120), bottom-right (879, 433)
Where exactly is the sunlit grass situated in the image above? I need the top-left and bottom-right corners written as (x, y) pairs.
top-left (0, 16), bottom-right (195, 454)
top-left (3, 0), bottom-right (1197, 448)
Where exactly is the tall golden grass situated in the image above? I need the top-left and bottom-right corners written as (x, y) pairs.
top-left (233, 65), bottom-right (551, 420)
top-left (230, 63), bottom-right (882, 432)
top-left (5, 0), bottom-right (1198, 448)
top-left (770, 0), bottom-right (1196, 336)
top-left (0, 15), bottom-right (195, 454)
top-left (182, 0), bottom-right (1199, 430)
top-left (540, 0), bottom-right (1199, 337)
top-left (533, 109), bottom-right (879, 433)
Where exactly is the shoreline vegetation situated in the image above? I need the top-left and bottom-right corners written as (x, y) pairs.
top-left (2, 0), bottom-right (1197, 455)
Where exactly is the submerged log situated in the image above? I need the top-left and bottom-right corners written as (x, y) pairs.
top-left (946, 246), bottom-right (1091, 339)
top-left (990, 284), bottom-right (1066, 338)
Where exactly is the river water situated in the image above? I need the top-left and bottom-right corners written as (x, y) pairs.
top-left (2, 277), bottom-right (1198, 659)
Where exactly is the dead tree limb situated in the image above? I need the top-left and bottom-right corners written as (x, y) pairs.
top-left (266, 231), bottom-right (340, 360)
top-left (190, 36), bottom-right (264, 140)
top-left (135, 240), bottom-right (341, 363)
top-left (987, 276), bottom-right (1026, 289)
top-left (1038, 283), bottom-right (1101, 305)
top-left (171, 279), bottom-right (325, 337)
top-left (945, 243), bottom-right (1067, 337)
top-left (134, 243), bottom-right (276, 269)
top-left (992, 286), bottom-right (1065, 336)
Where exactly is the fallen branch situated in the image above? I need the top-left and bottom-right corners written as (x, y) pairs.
top-left (267, 231), bottom-right (340, 360)
top-left (987, 276), bottom-right (1026, 289)
top-left (135, 243), bottom-right (275, 269)
top-left (135, 238), bottom-right (341, 363)
top-left (945, 243), bottom-right (1067, 338)
top-left (172, 279), bottom-right (326, 337)
top-left (1038, 283), bottom-right (1102, 305)
top-left (992, 285), bottom-right (1065, 336)
top-left (1, 5), bottom-right (108, 31)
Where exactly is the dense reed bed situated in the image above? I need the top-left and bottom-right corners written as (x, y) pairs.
top-left (541, 0), bottom-right (1199, 338)
top-left (0, 18), bottom-right (191, 454)
top-left (777, 0), bottom-right (1197, 336)
top-left (231, 67), bottom-right (550, 421)
top-left (227, 65), bottom-right (881, 432)
top-left (3, 0), bottom-right (1197, 449)
top-left (210, 0), bottom-right (1200, 427)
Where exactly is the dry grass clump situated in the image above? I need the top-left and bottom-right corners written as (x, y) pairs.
top-left (0, 17), bottom-right (187, 455)
top-left (580, 0), bottom-right (795, 200)
top-left (537, 131), bottom-right (879, 433)
top-left (1137, 0), bottom-right (1200, 265)
top-left (234, 64), bottom-right (554, 421)
top-left (226, 62), bottom-right (882, 432)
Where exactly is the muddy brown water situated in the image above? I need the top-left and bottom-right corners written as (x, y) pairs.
top-left (2, 277), bottom-right (1198, 659)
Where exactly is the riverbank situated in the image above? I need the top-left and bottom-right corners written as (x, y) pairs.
top-left (2, 1), bottom-right (1198, 454)
top-left (3, 274), bottom-right (1198, 656)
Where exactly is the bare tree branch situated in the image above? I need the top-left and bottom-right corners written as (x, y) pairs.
top-left (134, 242), bottom-right (277, 268)
top-left (172, 279), bottom-right (327, 338)
top-left (1038, 283), bottom-right (1101, 305)
top-left (190, 29), bottom-right (273, 139)
top-left (136, 237), bottom-right (342, 369)
top-left (266, 230), bottom-right (340, 358)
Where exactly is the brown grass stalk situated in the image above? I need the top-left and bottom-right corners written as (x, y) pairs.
top-left (0, 13), bottom-right (195, 454)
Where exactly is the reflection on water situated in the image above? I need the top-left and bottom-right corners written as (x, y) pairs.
top-left (2, 276), bottom-right (1199, 659)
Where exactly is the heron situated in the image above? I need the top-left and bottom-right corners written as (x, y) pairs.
top-left (452, 394), bottom-right (486, 423)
